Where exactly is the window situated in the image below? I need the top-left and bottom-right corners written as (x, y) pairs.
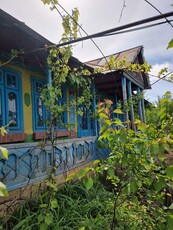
top-left (55, 87), bottom-right (67, 130)
top-left (0, 67), bottom-right (23, 132)
top-left (31, 77), bottom-right (47, 132)
top-left (31, 77), bottom-right (67, 132)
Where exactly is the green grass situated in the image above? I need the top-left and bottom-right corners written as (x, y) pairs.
top-left (2, 179), bottom-right (112, 230)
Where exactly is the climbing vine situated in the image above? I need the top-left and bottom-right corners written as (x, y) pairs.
top-left (40, 1), bottom-right (93, 140)
top-left (0, 125), bottom-right (9, 197)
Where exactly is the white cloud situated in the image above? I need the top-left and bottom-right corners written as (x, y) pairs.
top-left (145, 62), bottom-right (173, 102)
top-left (149, 62), bottom-right (173, 83)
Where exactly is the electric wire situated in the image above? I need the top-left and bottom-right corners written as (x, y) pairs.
top-left (149, 73), bottom-right (173, 84)
top-left (53, 1), bottom-right (121, 96)
top-left (26, 11), bottom-right (173, 54)
top-left (150, 70), bottom-right (173, 86)
top-left (24, 10), bottom-right (173, 100)
top-left (101, 20), bottom-right (173, 37)
top-left (144, 0), bottom-right (173, 29)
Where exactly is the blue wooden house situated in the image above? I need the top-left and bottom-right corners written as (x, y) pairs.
top-left (0, 9), bottom-right (150, 196)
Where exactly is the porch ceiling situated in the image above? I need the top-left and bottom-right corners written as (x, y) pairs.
top-left (94, 71), bottom-right (138, 98)
top-left (94, 71), bottom-right (122, 97)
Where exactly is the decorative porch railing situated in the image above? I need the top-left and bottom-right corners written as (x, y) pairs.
top-left (0, 137), bottom-right (109, 192)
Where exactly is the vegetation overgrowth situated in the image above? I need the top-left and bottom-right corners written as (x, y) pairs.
top-left (2, 179), bottom-right (113, 230)
top-left (1, 92), bottom-right (173, 230)
top-left (68, 91), bottom-right (173, 229)
top-left (1, 1), bottom-right (173, 229)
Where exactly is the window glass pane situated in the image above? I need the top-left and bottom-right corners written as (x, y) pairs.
top-left (0, 71), bottom-right (2, 83)
top-left (81, 107), bottom-right (88, 130)
top-left (7, 74), bottom-right (16, 88)
top-left (58, 101), bottom-right (65, 125)
top-left (36, 82), bottom-right (43, 93)
top-left (37, 98), bottom-right (44, 127)
top-left (8, 92), bottom-right (17, 127)
top-left (61, 89), bottom-right (65, 99)
top-left (0, 91), bottom-right (2, 126)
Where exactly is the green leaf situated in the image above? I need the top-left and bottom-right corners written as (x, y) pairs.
top-left (40, 224), bottom-right (47, 230)
top-left (45, 213), bottom-right (53, 226)
top-left (78, 169), bottom-right (87, 179)
top-left (39, 204), bottom-right (48, 208)
top-left (150, 141), bottom-right (160, 154)
top-left (134, 119), bottom-right (141, 124)
top-left (93, 160), bottom-right (100, 165)
top-left (132, 195), bottom-right (138, 204)
top-left (157, 221), bottom-right (166, 230)
top-left (138, 122), bottom-right (148, 132)
top-left (113, 109), bottom-right (124, 114)
top-left (50, 198), bottom-right (58, 209)
top-left (166, 165), bottom-right (173, 178)
top-left (167, 214), bottom-right (173, 229)
top-left (66, 172), bottom-right (76, 182)
top-left (153, 177), bottom-right (165, 191)
top-left (167, 39), bottom-right (173, 49)
top-left (130, 180), bottom-right (138, 193)
top-left (83, 177), bottom-right (93, 190)
top-left (168, 182), bottom-right (173, 188)
top-left (0, 146), bottom-right (8, 159)
top-left (0, 182), bottom-right (8, 197)
top-left (0, 127), bottom-right (7, 136)
top-left (169, 203), bottom-right (173, 210)
top-left (114, 119), bottom-right (122, 126)
top-left (107, 168), bottom-right (115, 178)
top-left (37, 214), bottom-right (44, 223)
top-left (120, 127), bottom-right (126, 143)
top-left (105, 119), bottom-right (112, 126)
top-left (99, 112), bottom-right (108, 119)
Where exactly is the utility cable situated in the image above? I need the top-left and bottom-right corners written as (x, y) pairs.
top-left (26, 11), bottom-right (173, 53)
top-left (149, 73), bottom-right (173, 84)
top-left (150, 70), bottom-right (173, 86)
top-left (56, 1), bottom-right (121, 96)
top-left (144, 0), bottom-right (173, 29)
top-left (102, 20), bottom-right (173, 37)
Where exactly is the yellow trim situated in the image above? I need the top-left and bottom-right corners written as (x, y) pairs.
top-left (5, 63), bottom-right (44, 134)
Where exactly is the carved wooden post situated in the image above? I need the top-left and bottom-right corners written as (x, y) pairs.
top-left (91, 80), bottom-right (98, 136)
top-left (141, 90), bottom-right (146, 123)
top-left (137, 87), bottom-right (143, 122)
top-left (121, 76), bottom-right (129, 123)
top-left (127, 80), bottom-right (135, 130)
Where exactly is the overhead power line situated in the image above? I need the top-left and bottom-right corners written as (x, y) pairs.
top-left (27, 11), bottom-right (173, 53)
top-left (102, 20), bottom-right (173, 36)
top-left (144, 0), bottom-right (173, 29)
top-left (150, 70), bottom-right (173, 86)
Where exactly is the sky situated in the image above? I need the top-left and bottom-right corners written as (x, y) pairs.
top-left (1, 0), bottom-right (173, 102)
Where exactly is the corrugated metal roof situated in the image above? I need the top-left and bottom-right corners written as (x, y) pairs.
top-left (85, 46), bottom-right (143, 69)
